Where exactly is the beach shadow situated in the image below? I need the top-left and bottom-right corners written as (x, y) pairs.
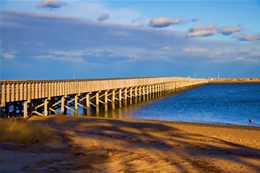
top-left (28, 116), bottom-right (260, 173)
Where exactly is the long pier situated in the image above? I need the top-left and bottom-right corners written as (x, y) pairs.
top-left (0, 77), bottom-right (209, 118)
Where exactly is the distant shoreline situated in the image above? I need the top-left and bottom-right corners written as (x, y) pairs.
top-left (209, 78), bottom-right (260, 83)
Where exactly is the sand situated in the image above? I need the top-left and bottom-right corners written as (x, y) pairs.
top-left (1, 116), bottom-right (260, 173)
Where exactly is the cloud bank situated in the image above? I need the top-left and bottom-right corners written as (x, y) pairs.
top-left (233, 34), bottom-right (260, 41)
top-left (1, 10), bottom-right (260, 79)
top-left (36, 0), bottom-right (66, 9)
top-left (148, 17), bottom-right (182, 28)
top-left (187, 24), bottom-right (243, 37)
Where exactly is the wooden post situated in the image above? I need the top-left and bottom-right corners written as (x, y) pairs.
top-left (146, 85), bottom-right (149, 100)
top-left (112, 90), bottom-right (115, 109)
top-left (158, 84), bottom-right (161, 96)
top-left (143, 86), bottom-right (146, 101)
top-left (20, 83), bottom-right (23, 101)
top-left (74, 94), bottom-right (78, 116)
top-left (1, 83), bottom-right (5, 106)
top-left (148, 85), bottom-right (151, 99)
top-left (44, 98), bottom-right (48, 116)
top-left (35, 83), bottom-right (38, 99)
top-left (139, 87), bottom-right (142, 102)
top-left (6, 84), bottom-right (10, 103)
top-left (129, 88), bottom-right (133, 105)
top-left (124, 88), bottom-right (127, 106)
top-left (15, 84), bottom-right (19, 101)
top-left (156, 84), bottom-right (159, 97)
top-left (104, 90), bottom-right (108, 111)
top-left (85, 93), bottom-right (90, 115)
top-left (151, 85), bottom-right (154, 99)
top-left (61, 96), bottom-right (65, 115)
top-left (119, 89), bottom-right (122, 108)
top-left (96, 92), bottom-right (99, 114)
top-left (135, 87), bottom-right (138, 103)
top-left (39, 83), bottom-right (42, 98)
top-left (23, 101), bottom-right (28, 118)
top-left (31, 83), bottom-right (35, 100)
top-left (11, 84), bottom-right (14, 102)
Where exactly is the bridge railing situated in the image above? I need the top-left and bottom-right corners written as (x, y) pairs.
top-left (0, 77), bottom-right (209, 106)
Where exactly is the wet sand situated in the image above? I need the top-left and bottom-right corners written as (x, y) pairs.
top-left (1, 116), bottom-right (260, 173)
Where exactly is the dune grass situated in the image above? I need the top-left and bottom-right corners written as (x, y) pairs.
top-left (0, 119), bottom-right (57, 143)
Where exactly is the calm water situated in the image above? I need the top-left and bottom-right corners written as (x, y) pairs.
top-left (96, 83), bottom-right (260, 127)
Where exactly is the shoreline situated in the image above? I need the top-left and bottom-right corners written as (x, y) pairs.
top-left (29, 115), bottom-right (260, 130)
top-left (209, 78), bottom-right (260, 83)
top-left (1, 116), bottom-right (260, 172)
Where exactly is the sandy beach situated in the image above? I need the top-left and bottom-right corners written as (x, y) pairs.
top-left (1, 116), bottom-right (260, 173)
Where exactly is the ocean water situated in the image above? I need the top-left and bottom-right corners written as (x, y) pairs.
top-left (97, 83), bottom-right (260, 127)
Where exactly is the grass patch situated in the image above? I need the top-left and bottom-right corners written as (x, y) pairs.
top-left (0, 119), bottom-right (57, 143)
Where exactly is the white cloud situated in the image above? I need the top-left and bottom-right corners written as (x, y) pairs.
top-left (220, 27), bottom-right (242, 35)
top-left (186, 24), bottom-right (218, 37)
top-left (2, 51), bottom-right (16, 60)
top-left (36, 54), bottom-right (83, 63)
top-left (97, 13), bottom-right (110, 21)
top-left (237, 49), bottom-right (260, 60)
top-left (233, 33), bottom-right (260, 41)
top-left (235, 56), bottom-right (260, 63)
top-left (163, 46), bottom-right (171, 50)
top-left (50, 50), bottom-right (86, 57)
top-left (183, 48), bottom-right (209, 53)
top-left (36, 0), bottom-right (66, 9)
top-left (239, 49), bottom-right (252, 54)
top-left (187, 24), bottom-right (243, 37)
top-left (148, 17), bottom-right (182, 28)
top-left (214, 50), bottom-right (235, 56)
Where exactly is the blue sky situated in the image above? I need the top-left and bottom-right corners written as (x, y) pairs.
top-left (1, 0), bottom-right (260, 79)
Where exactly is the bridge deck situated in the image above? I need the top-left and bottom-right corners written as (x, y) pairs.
top-left (0, 77), bottom-right (209, 118)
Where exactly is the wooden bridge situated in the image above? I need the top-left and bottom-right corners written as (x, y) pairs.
top-left (0, 77), bottom-right (209, 118)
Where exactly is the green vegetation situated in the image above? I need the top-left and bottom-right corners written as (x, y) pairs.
top-left (0, 119), bottom-right (56, 143)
